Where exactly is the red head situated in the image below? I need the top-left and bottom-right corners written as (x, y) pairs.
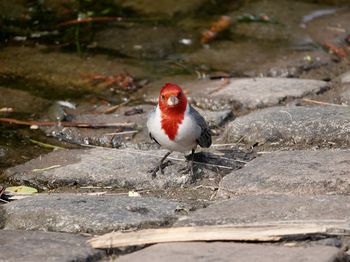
top-left (158, 83), bottom-right (187, 114)
top-left (158, 83), bottom-right (188, 140)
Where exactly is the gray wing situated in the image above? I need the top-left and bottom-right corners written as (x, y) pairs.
top-left (189, 105), bottom-right (212, 148)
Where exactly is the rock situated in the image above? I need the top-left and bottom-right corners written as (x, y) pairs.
top-left (176, 195), bottom-right (350, 226)
top-left (0, 230), bottom-right (103, 262)
top-left (42, 103), bottom-right (231, 147)
top-left (222, 106), bottom-right (350, 149)
top-left (43, 104), bottom-right (153, 147)
top-left (193, 107), bottom-right (233, 127)
top-left (187, 78), bottom-right (329, 110)
top-left (3, 147), bottom-right (247, 190)
top-left (340, 71), bottom-right (350, 84)
top-left (116, 242), bottom-right (347, 262)
top-left (0, 87), bottom-right (50, 115)
top-left (1, 194), bottom-right (179, 234)
top-left (218, 150), bottom-right (350, 197)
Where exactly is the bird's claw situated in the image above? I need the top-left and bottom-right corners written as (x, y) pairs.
top-left (179, 161), bottom-right (194, 177)
top-left (148, 161), bottom-right (170, 178)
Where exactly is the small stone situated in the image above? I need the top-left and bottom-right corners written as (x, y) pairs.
top-left (340, 71), bottom-right (350, 84)
top-left (339, 86), bottom-right (350, 105)
top-left (1, 194), bottom-right (179, 234)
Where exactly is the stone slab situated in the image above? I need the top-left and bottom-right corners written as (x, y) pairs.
top-left (4, 147), bottom-right (244, 190)
top-left (1, 194), bottom-right (179, 234)
top-left (185, 78), bottom-right (329, 110)
top-left (43, 103), bottom-right (232, 147)
top-left (223, 106), bottom-right (350, 149)
top-left (116, 242), bottom-right (347, 262)
top-left (0, 229), bottom-right (103, 262)
top-left (218, 149), bottom-right (350, 197)
top-left (176, 195), bottom-right (350, 226)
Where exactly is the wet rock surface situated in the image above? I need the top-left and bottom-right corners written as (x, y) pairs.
top-left (4, 147), bottom-right (248, 190)
top-left (0, 230), bottom-right (104, 262)
top-left (218, 149), bottom-right (350, 197)
top-left (1, 194), bottom-right (179, 233)
top-left (116, 242), bottom-right (347, 262)
top-left (223, 106), bottom-right (350, 149)
top-left (176, 195), bottom-right (350, 226)
top-left (0, 87), bottom-right (50, 115)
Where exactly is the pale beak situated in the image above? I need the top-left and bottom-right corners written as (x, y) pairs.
top-left (167, 96), bottom-right (179, 107)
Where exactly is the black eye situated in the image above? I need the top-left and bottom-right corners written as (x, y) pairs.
top-left (178, 92), bottom-right (182, 97)
top-left (161, 95), bottom-right (166, 100)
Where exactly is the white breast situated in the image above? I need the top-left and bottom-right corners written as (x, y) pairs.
top-left (147, 105), bottom-right (201, 152)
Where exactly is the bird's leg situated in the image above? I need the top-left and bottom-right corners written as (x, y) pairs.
top-left (148, 151), bottom-right (172, 178)
top-left (180, 149), bottom-right (195, 177)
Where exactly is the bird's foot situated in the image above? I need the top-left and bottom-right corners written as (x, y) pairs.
top-left (148, 161), bottom-right (171, 178)
top-left (179, 161), bottom-right (194, 177)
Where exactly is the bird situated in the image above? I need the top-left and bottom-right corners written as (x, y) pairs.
top-left (147, 83), bottom-right (212, 178)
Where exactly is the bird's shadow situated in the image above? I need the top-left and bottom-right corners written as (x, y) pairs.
top-left (185, 149), bottom-right (255, 176)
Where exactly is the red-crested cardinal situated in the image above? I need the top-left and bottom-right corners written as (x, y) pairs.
top-left (147, 83), bottom-right (212, 177)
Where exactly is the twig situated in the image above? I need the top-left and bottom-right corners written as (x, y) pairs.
top-left (211, 143), bottom-right (237, 147)
top-left (301, 98), bottom-right (348, 107)
top-left (103, 131), bottom-right (138, 136)
top-left (208, 78), bottom-right (231, 95)
top-left (0, 118), bottom-right (135, 128)
top-left (29, 139), bottom-right (65, 150)
top-left (32, 165), bottom-right (62, 172)
top-left (59, 16), bottom-right (123, 27)
top-left (103, 100), bottom-right (129, 114)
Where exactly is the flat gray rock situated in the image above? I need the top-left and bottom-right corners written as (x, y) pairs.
top-left (223, 106), bottom-right (350, 149)
top-left (43, 103), bottom-right (231, 147)
top-left (0, 230), bottom-right (103, 262)
top-left (116, 242), bottom-right (347, 262)
top-left (185, 78), bottom-right (329, 110)
top-left (4, 147), bottom-right (244, 190)
top-left (218, 150), bottom-right (350, 197)
top-left (1, 194), bottom-right (179, 234)
top-left (176, 195), bottom-right (350, 226)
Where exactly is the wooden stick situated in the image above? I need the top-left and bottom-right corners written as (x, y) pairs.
top-left (88, 222), bottom-right (350, 249)
top-left (103, 100), bottom-right (129, 114)
top-left (302, 98), bottom-right (348, 107)
top-left (0, 118), bottom-right (135, 128)
top-left (59, 16), bottom-right (123, 27)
